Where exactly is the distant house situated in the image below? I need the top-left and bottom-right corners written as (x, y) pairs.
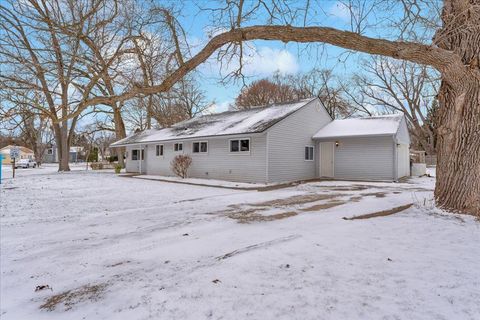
top-left (0, 145), bottom-right (35, 164)
top-left (43, 146), bottom-right (85, 163)
top-left (111, 98), bottom-right (410, 183)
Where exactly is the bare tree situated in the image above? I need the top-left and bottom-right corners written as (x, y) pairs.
top-left (285, 69), bottom-right (356, 119)
top-left (235, 78), bottom-right (305, 110)
top-left (353, 56), bottom-right (439, 154)
top-left (234, 70), bottom-right (353, 119)
top-left (0, 90), bottom-right (53, 164)
top-left (152, 77), bottom-right (211, 127)
top-left (0, 0), bottom-right (134, 171)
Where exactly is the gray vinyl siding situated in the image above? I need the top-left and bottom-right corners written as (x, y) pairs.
top-left (267, 100), bottom-right (332, 183)
top-left (395, 117), bottom-right (411, 145)
top-left (144, 135), bottom-right (267, 183)
top-left (333, 136), bottom-right (395, 181)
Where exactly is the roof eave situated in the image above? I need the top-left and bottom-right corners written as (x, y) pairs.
top-left (312, 133), bottom-right (396, 140)
top-left (110, 131), bottom-right (267, 148)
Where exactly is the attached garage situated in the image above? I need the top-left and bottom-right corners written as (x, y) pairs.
top-left (313, 114), bottom-right (410, 181)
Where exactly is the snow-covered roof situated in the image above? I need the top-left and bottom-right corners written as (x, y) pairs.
top-left (313, 114), bottom-right (404, 139)
top-left (0, 145), bottom-right (34, 154)
top-left (111, 98), bottom-right (316, 146)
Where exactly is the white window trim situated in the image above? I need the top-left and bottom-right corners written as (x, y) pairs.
top-left (305, 145), bottom-right (315, 161)
top-left (156, 144), bottom-right (164, 157)
top-left (229, 138), bottom-right (251, 154)
top-left (192, 141), bottom-right (208, 154)
top-left (173, 142), bottom-right (184, 152)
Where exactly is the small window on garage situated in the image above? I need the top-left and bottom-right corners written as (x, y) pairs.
top-left (156, 144), bottom-right (164, 156)
top-left (174, 143), bottom-right (183, 152)
top-left (305, 146), bottom-right (314, 161)
top-left (193, 141), bottom-right (208, 153)
top-left (230, 139), bottom-right (250, 153)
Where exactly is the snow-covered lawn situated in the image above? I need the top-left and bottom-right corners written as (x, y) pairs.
top-left (1, 166), bottom-right (479, 320)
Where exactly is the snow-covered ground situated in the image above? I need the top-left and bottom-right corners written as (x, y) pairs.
top-left (1, 165), bottom-right (479, 320)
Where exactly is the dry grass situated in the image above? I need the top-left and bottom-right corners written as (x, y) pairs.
top-left (40, 283), bottom-right (107, 311)
top-left (250, 193), bottom-right (344, 207)
top-left (343, 204), bottom-right (413, 220)
top-left (349, 196), bottom-right (363, 202)
top-left (300, 200), bottom-right (346, 212)
top-left (227, 209), bottom-right (297, 223)
top-left (363, 192), bottom-right (388, 198)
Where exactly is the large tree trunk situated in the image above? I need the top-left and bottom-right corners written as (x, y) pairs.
top-left (58, 122), bottom-right (70, 171)
top-left (434, 0), bottom-right (480, 215)
top-left (113, 103), bottom-right (126, 167)
top-left (435, 81), bottom-right (480, 215)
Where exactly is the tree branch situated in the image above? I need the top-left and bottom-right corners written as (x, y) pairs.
top-left (68, 24), bottom-right (466, 121)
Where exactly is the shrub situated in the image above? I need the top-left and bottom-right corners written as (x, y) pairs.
top-left (114, 164), bottom-right (123, 174)
top-left (171, 155), bottom-right (192, 178)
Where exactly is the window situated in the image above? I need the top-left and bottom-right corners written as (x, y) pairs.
top-left (132, 149), bottom-right (139, 160)
top-left (132, 149), bottom-right (144, 160)
top-left (47, 148), bottom-right (53, 155)
top-left (305, 146), bottom-right (314, 161)
top-left (193, 141), bottom-right (208, 153)
top-left (174, 143), bottom-right (183, 152)
top-left (230, 139), bottom-right (250, 153)
top-left (156, 144), bottom-right (164, 156)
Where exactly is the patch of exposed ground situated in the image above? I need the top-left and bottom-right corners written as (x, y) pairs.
top-left (363, 192), bottom-right (387, 198)
top-left (299, 200), bottom-right (346, 212)
top-left (226, 208), bottom-right (297, 223)
top-left (40, 283), bottom-right (107, 311)
top-left (250, 193), bottom-right (345, 207)
top-left (349, 196), bottom-right (363, 202)
top-left (224, 193), bottom-right (350, 223)
top-left (343, 204), bottom-right (413, 220)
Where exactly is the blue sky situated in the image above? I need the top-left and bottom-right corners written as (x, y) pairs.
top-left (175, 0), bottom-right (371, 112)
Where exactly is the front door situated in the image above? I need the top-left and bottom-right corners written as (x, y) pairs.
top-left (320, 142), bottom-right (334, 177)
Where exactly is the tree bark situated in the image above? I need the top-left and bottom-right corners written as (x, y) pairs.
top-left (433, 0), bottom-right (480, 215)
top-left (58, 122), bottom-right (70, 171)
top-left (112, 102), bottom-right (126, 167)
top-left (435, 81), bottom-right (480, 215)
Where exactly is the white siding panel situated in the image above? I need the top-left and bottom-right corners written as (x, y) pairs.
top-left (395, 117), bottom-right (411, 145)
top-left (145, 135), bottom-right (267, 183)
top-left (267, 100), bottom-right (332, 183)
top-left (334, 137), bottom-right (395, 180)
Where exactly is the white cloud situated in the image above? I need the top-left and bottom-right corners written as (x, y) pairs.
top-left (202, 44), bottom-right (299, 78)
top-left (328, 1), bottom-right (351, 21)
top-left (243, 47), bottom-right (299, 76)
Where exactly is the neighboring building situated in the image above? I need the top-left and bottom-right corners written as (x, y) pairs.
top-left (111, 98), bottom-right (410, 183)
top-left (0, 145), bottom-right (35, 164)
top-left (43, 146), bottom-right (85, 163)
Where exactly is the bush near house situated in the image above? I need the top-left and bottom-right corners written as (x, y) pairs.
top-left (114, 164), bottom-right (122, 174)
top-left (171, 155), bottom-right (192, 178)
